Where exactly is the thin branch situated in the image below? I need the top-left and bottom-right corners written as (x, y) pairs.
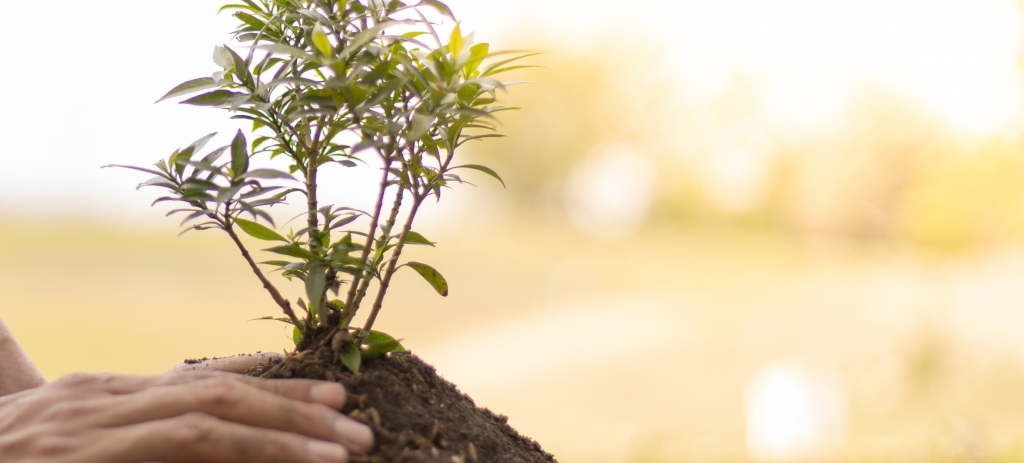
top-left (362, 193), bottom-right (422, 333)
top-left (306, 115), bottom-right (327, 247)
top-left (224, 223), bottom-right (302, 328)
top-left (343, 158), bottom-right (394, 311)
top-left (350, 180), bottom-right (403, 316)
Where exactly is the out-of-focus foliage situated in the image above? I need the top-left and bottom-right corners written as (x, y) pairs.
top-left (476, 42), bottom-right (1024, 252)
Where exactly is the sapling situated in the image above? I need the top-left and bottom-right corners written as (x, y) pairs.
top-left (108, 0), bottom-right (533, 373)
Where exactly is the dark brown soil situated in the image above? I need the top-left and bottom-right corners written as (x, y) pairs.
top-left (246, 344), bottom-right (556, 463)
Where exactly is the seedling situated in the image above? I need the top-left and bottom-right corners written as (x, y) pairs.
top-left (109, 0), bottom-right (533, 372)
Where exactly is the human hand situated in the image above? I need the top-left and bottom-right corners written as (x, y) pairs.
top-left (0, 370), bottom-right (373, 463)
top-left (166, 352), bottom-right (284, 374)
top-left (0, 319), bottom-right (46, 397)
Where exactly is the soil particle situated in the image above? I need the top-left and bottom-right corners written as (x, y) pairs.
top-left (248, 350), bottom-right (556, 463)
top-left (183, 351), bottom-right (267, 364)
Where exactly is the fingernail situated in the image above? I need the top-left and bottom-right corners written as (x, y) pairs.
top-left (335, 417), bottom-right (374, 453)
top-left (307, 440), bottom-right (346, 463)
top-left (310, 383), bottom-right (345, 407)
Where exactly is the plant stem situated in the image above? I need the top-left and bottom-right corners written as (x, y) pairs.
top-left (305, 116), bottom-right (326, 243)
top-left (343, 159), bottom-right (392, 311)
top-left (224, 224), bottom-right (302, 328)
top-left (362, 194), bottom-right (422, 332)
top-left (350, 183), bottom-right (403, 317)
top-left (308, 117), bottom-right (330, 327)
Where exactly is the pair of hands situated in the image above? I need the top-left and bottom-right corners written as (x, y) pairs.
top-left (0, 354), bottom-right (374, 463)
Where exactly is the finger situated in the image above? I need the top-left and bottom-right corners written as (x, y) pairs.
top-left (167, 352), bottom-right (284, 374)
top-left (50, 371), bottom-right (348, 409)
top-left (82, 377), bottom-right (373, 455)
top-left (64, 412), bottom-right (351, 463)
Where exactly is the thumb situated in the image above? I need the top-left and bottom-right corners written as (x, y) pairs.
top-left (165, 352), bottom-right (284, 374)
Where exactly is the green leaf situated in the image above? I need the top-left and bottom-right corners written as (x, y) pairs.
top-left (260, 260), bottom-right (292, 267)
top-left (405, 262), bottom-right (448, 296)
top-left (213, 45), bottom-right (235, 69)
top-left (305, 263), bottom-right (326, 317)
top-left (224, 45), bottom-right (252, 84)
top-left (237, 169), bottom-right (295, 180)
top-left (481, 52), bottom-right (541, 76)
top-left (362, 330), bottom-right (405, 357)
top-left (236, 218), bottom-right (286, 241)
top-left (103, 164), bottom-right (173, 180)
top-left (231, 130), bottom-right (249, 177)
top-left (404, 231), bottom-right (436, 247)
top-left (337, 20), bottom-right (405, 61)
top-left (329, 214), bottom-right (359, 230)
top-left (155, 78), bottom-right (218, 103)
top-left (249, 316), bottom-right (298, 326)
top-left (420, 0), bottom-right (455, 20)
top-left (408, 113), bottom-right (433, 140)
top-left (180, 90), bottom-right (243, 106)
top-left (265, 243), bottom-right (318, 260)
top-left (465, 43), bottom-right (488, 76)
top-left (451, 164), bottom-right (505, 187)
top-left (235, 12), bottom-right (266, 30)
top-left (219, 3), bottom-right (259, 14)
top-left (186, 132), bottom-right (218, 154)
top-left (293, 325), bottom-right (303, 346)
top-left (339, 344), bottom-right (361, 373)
top-left (483, 65), bottom-right (539, 77)
top-left (312, 29), bottom-right (333, 57)
top-left (448, 22), bottom-right (463, 57)
top-left (262, 43), bottom-right (314, 61)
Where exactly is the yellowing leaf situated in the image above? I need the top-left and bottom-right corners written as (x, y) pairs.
top-left (405, 261), bottom-right (448, 296)
top-left (312, 29), bottom-right (333, 57)
top-left (448, 22), bottom-right (463, 58)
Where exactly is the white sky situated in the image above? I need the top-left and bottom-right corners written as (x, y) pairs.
top-left (2, 0), bottom-right (1022, 226)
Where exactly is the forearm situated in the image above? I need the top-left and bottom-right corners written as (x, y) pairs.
top-left (0, 318), bottom-right (46, 396)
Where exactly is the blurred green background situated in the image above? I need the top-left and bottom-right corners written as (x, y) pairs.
top-left (6, 0), bottom-right (1024, 461)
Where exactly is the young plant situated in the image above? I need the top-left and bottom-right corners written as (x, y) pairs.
top-left (108, 0), bottom-right (533, 372)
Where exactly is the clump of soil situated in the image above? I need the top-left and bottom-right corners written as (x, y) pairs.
top-left (247, 342), bottom-right (556, 463)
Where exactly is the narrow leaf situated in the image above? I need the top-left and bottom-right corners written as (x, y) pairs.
top-left (180, 90), bottom-right (243, 106)
top-left (238, 169), bottom-right (295, 180)
top-left (420, 0), bottom-right (455, 20)
top-left (260, 260), bottom-right (292, 267)
top-left (451, 164), bottom-right (505, 187)
top-left (236, 218), bottom-right (286, 241)
top-left (329, 214), bottom-right (359, 230)
top-left (265, 243), bottom-right (318, 260)
top-left (305, 264), bottom-right (326, 315)
top-left (155, 78), bottom-right (218, 103)
top-left (405, 262), bottom-right (449, 296)
top-left (404, 231), bottom-right (436, 247)
top-left (231, 130), bottom-right (249, 177)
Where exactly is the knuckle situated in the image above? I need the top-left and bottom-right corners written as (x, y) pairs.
top-left (53, 372), bottom-right (118, 390)
top-left (171, 412), bottom-right (220, 447)
top-left (194, 378), bottom-right (241, 408)
top-left (52, 372), bottom-right (100, 388)
top-left (28, 434), bottom-right (77, 458)
top-left (39, 400), bottom-right (98, 422)
top-left (0, 427), bottom-right (74, 459)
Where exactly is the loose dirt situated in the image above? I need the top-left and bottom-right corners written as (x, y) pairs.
top-left (247, 347), bottom-right (556, 463)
